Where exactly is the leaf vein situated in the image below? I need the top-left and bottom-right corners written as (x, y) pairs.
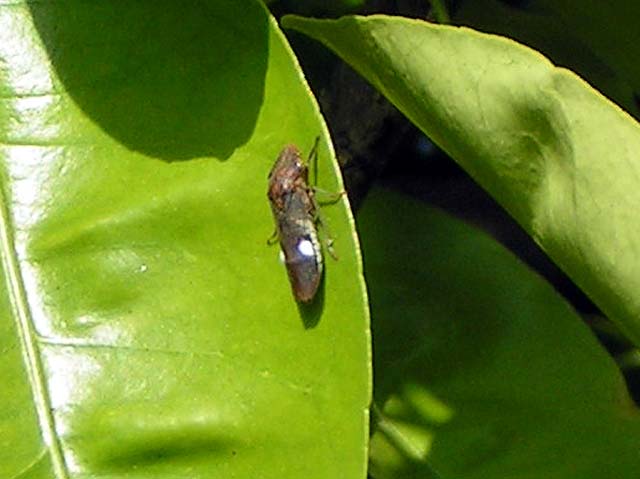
top-left (0, 178), bottom-right (69, 477)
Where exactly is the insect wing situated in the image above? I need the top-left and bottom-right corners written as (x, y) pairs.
top-left (280, 228), bottom-right (323, 303)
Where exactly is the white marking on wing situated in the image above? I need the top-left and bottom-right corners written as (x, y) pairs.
top-left (297, 239), bottom-right (316, 257)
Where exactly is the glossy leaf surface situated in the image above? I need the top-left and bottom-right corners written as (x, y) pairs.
top-left (358, 188), bottom-right (640, 479)
top-left (0, 2), bottom-right (370, 478)
top-left (283, 14), bottom-right (640, 346)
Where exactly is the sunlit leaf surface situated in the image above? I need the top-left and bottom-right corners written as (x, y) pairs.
top-left (0, 2), bottom-right (370, 478)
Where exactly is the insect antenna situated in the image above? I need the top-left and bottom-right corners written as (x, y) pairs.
top-left (308, 135), bottom-right (320, 186)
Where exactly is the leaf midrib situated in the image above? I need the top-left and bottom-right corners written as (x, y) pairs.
top-left (0, 177), bottom-right (69, 477)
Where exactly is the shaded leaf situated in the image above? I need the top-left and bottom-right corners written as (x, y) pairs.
top-left (358, 187), bottom-right (640, 479)
top-left (452, 0), bottom-right (640, 117)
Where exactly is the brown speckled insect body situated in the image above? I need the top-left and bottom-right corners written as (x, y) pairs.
top-left (268, 144), bottom-right (323, 303)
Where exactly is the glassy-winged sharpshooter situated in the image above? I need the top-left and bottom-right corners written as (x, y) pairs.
top-left (267, 142), bottom-right (325, 303)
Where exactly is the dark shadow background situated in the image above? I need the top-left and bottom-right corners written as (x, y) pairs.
top-left (27, 1), bottom-right (268, 161)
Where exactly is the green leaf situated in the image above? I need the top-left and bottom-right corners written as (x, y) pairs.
top-left (452, 0), bottom-right (639, 117)
top-left (358, 187), bottom-right (640, 479)
top-left (283, 14), bottom-right (640, 346)
top-left (0, 2), bottom-right (370, 478)
top-left (534, 1), bottom-right (640, 93)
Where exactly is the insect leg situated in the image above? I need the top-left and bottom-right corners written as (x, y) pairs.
top-left (267, 228), bottom-right (279, 245)
top-left (308, 136), bottom-right (320, 186)
top-left (308, 190), bottom-right (338, 260)
top-left (317, 218), bottom-right (338, 260)
top-left (306, 136), bottom-right (344, 260)
top-left (315, 188), bottom-right (346, 205)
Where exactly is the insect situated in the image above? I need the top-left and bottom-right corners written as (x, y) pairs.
top-left (267, 139), bottom-right (335, 303)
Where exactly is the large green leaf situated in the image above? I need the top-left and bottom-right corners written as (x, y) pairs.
top-left (453, 0), bottom-right (639, 117)
top-left (0, 2), bottom-right (370, 478)
top-left (283, 14), bottom-right (640, 346)
top-left (534, 1), bottom-right (640, 93)
top-left (358, 188), bottom-right (640, 479)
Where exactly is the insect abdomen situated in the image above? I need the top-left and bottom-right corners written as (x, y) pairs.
top-left (282, 231), bottom-right (323, 303)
